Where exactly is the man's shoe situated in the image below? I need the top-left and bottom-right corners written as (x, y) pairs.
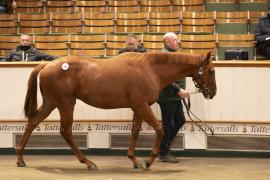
top-left (158, 154), bottom-right (179, 163)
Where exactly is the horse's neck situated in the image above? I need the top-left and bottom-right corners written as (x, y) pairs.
top-left (148, 52), bottom-right (201, 89)
top-left (155, 63), bottom-right (196, 88)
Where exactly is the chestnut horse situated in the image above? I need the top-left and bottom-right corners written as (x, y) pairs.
top-left (16, 51), bottom-right (216, 170)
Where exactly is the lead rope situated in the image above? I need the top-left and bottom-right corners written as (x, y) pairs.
top-left (182, 94), bottom-right (214, 136)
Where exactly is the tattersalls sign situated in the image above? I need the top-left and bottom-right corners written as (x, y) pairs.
top-left (1, 121), bottom-right (270, 149)
top-left (1, 121), bottom-right (270, 135)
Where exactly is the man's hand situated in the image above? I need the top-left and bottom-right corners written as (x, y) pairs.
top-left (178, 88), bottom-right (188, 98)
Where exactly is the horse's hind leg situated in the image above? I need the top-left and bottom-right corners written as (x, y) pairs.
top-left (133, 104), bottom-right (164, 169)
top-left (128, 112), bottom-right (143, 168)
top-left (58, 102), bottom-right (97, 170)
top-left (16, 102), bottom-right (55, 167)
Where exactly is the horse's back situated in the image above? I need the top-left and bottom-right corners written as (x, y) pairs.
top-left (39, 54), bottom-right (147, 87)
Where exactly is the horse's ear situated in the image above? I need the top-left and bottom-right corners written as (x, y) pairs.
top-left (206, 51), bottom-right (211, 60)
top-left (203, 51), bottom-right (211, 65)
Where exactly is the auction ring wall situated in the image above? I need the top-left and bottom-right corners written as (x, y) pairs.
top-left (0, 61), bottom-right (270, 151)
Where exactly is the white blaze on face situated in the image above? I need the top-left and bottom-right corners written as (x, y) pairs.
top-left (61, 63), bottom-right (69, 71)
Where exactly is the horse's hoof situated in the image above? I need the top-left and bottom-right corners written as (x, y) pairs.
top-left (133, 164), bottom-right (140, 169)
top-left (87, 163), bottom-right (98, 170)
top-left (141, 160), bottom-right (150, 170)
top-left (145, 161), bottom-right (151, 169)
top-left (17, 161), bottom-right (26, 167)
top-left (136, 160), bottom-right (150, 170)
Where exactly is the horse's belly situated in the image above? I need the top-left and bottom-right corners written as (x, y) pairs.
top-left (78, 93), bottom-right (130, 109)
top-left (80, 99), bottom-right (129, 109)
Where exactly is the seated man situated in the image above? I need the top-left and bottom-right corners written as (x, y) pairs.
top-left (118, 33), bottom-right (147, 54)
top-left (255, 7), bottom-right (270, 59)
top-left (0, 0), bottom-right (16, 14)
top-left (1, 34), bottom-right (56, 61)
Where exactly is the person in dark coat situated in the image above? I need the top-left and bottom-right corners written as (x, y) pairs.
top-left (118, 33), bottom-right (147, 54)
top-left (158, 32), bottom-right (188, 163)
top-left (1, 34), bottom-right (56, 61)
top-left (255, 6), bottom-right (270, 59)
top-left (0, 0), bottom-right (16, 13)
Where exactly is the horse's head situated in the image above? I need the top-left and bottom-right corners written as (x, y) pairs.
top-left (192, 52), bottom-right (217, 99)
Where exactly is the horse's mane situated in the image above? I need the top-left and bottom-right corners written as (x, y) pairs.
top-left (144, 51), bottom-right (203, 66)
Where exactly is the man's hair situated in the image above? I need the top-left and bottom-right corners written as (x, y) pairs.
top-left (162, 32), bottom-right (177, 41)
top-left (126, 33), bottom-right (138, 40)
top-left (20, 34), bottom-right (31, 38)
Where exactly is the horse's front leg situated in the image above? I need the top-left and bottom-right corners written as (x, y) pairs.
top-left (128, 113), bottom-right (143, 169)
top-left (133, 104), bottom-right (164, 169)
top-left (58, 103), bottom-right (97, 170)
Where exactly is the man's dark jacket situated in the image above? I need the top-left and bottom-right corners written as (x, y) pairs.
top-left (255, 15), bottom-right (270, 50)
top-left (158, 48), bottom-right (186, 103)
top-left (2, 45), bottom-right (56, 61)
top-left (118, 44), bottom-right (147, 54)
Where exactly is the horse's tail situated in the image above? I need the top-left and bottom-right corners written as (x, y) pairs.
top-left (24, 63), bottom-right (47, 119)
